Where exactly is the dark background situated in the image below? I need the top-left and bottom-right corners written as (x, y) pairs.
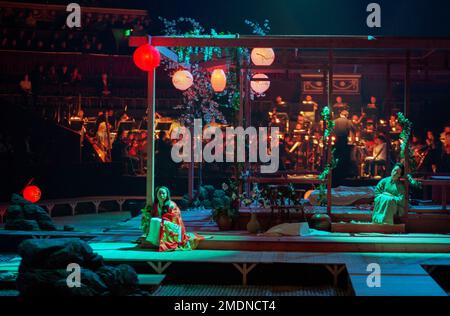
top-left (19, 0), bottom-right (450, 36)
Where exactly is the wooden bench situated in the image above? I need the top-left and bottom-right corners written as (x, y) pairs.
top-left (332, 222), bottom-right (406, 234)
top-left (419, 176), bottom-right (450, 211)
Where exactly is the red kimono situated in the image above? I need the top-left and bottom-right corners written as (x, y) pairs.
top-left (151, 201), bottom-right (204, 252)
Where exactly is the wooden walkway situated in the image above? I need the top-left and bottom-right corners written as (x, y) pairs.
top-left (192, 231), bottom-right (450, 253)
top-left (347, 263), bottom-right (446, 296)
top-left (72, 245), bottom-right (450, 295)
top-left (1, 210), bottom-right (450, 296)
top-left (2, 240), bottom-right (449, 295)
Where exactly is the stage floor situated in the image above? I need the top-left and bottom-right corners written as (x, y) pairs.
top-left (1, 211), bottom-right (450, 296)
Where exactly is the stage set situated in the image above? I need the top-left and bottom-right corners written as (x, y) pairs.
top-left (0, 1), bottom-right (450, 298)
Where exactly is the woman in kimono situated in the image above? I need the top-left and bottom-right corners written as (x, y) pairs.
top-left (372, 163), bottom-right (406, 224)
top-left (142, 186), bottom-right (203, 251)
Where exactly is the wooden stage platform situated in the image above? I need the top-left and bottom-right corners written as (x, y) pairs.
top-left (2, 244), bottom-right (449, 296)
top-left (1, 212), bottom-right (449, 296)
top-left (1, 211), bottom-right (449, 254)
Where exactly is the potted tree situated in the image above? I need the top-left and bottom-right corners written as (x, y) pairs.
top-left (212, 181), bottom-right (240, 230)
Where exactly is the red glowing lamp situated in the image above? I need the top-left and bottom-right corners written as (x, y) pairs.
top-left (23, 185), bottom-right (41, 203)
top-left (133, 44), bottom-right (161, 71)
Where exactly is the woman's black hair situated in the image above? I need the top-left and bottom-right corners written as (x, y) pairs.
top-left (155, 186), bottom-right (171, 213)
top-left (393, 162), bottom-right (405, 177)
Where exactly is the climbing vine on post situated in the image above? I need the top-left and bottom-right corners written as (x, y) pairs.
top-left (317, 106), bottom-right (338, 206)
top-left (397, 112), bottom-right (421, 189)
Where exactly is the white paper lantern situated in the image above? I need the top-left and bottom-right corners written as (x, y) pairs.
top-left (251, 48), bottom-right (275, 66)
top-left (211, 69), bottom-right (227, 92)
top-left (172, 70), bottom-right (194, 90)
top-left (251, 73), bottom-right (270, 94)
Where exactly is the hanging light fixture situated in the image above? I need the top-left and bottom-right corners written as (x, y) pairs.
top-left (133, 44), bottom-right (161, 71)
top-left (250, 73), bottom-right (270, 94)
top-left (211, 69), bottom-right (227, 92)
top-left (172, 70), bottom-right (194, 91)
top-left (251, 48), bottom-right (275, 66)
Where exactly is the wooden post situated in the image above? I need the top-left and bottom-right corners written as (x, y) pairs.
top-left (244, 66), bottom-right (251, 194)
top-left (188, 124), bottom-right (194, 201)
top-left (146, 69), bottom-right (156, 208)
top-left (239, 70), bottom-right (244, 127)
top-left (105, 111), bottom-right (112, 162)
top-left (321, 68), bottom-right (327, 171)
top-left (404, 50), bottom-right (411, 117)
top-left (237, 54), bottom-right (244, 195)
top-left (385, 63), bottom-right (392, 173)
top-left (403, 50), bottom-right (411, 220)
top-left (385, 63), bottom-right (392, 118)
top-left (326, 50), bottom-right (333, 215)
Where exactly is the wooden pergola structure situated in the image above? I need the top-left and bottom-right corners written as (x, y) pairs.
top-left (129, 35), bottom-right (450, 214)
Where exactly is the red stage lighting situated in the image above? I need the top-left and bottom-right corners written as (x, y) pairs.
top-left (23, 185), bottom-right (41, 203)
top-left (133, 44), bottom-right (161, 71)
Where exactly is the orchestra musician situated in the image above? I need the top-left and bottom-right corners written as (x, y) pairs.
top-left (268, 107), bottom-right (279, 125)
top-left (332, 96), bottom-right (349, 118)
top-left (423, 130), bottom-right (440, 172)
top-left (302, 95), bottom-right (319, 123)
top-left (275, 95), bottom-right (286, 108)
top-left (440, 132), bottom-right (450, 172)
top-left (332, 110), bottom-right (356, 184)
top-left (363, 96), bottom-right (380, 127)
top-left (364, 135), bottom-right (387, 177)
top-left (351, 114), bottom-right (364, 131)
top-left (294, 113), bottom-right (307, 131)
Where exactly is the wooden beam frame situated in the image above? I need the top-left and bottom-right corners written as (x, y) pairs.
top-left (128, 33), bottom-right (449, 225)
top-left (131, 35), bottom-right (450, 50)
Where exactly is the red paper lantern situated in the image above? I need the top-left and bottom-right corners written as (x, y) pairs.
top-left (23, 185), bottom-right (41, 203)
top-left (133, 44), bottom-right (161, 71)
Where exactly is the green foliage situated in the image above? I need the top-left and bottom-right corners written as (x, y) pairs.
top-left (317, 106), bottom-right (337, 206)
top-left (321, 106), bottom-right (335, 138)
top-left (397, 113), bottom-right (422, 189)
top-left (198, 186), bottom-right (208, 201)
top-left (397, 112), bottom-right (417, 172)
top-left (244, 19), bottom-right (271, 36)
top-left (203, 185), bottom-right (216, 199)
top-left (159, 16), bottom-right (272, 127)
top-left (212, 180), bottom-right (240, 222)
top-left (213, 190), bottom-right (226, 199)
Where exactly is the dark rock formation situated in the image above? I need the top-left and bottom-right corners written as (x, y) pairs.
top-left (16, 238), bottom-right (148, 296)
top-left (5, 194), bottom-right (56, 231)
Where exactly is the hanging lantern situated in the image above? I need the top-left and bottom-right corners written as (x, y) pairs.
top-left (211, 69), bottom-right (227, 92)
top-left (133, 44), bottom-right (160, 71)
top-left (172, 70), bottom-right (194, 91)
top-left (251, 48), bottom-right (275, 66)
top-left (23, 185), bottom-right (41, 203)
top-left (250, 73), bottom-right (270, 94)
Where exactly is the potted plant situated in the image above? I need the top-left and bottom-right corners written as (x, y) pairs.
top-left (212, 205), bottom-right (234, 230)
top-left (212, 180), bottom-right (240, 230)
